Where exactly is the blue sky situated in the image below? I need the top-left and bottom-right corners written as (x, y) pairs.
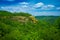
top-left (0, 0), bottom-right (60, 16)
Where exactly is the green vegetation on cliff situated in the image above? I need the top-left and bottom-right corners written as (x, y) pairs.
top-left (0, 11), bottom-right (60, 40)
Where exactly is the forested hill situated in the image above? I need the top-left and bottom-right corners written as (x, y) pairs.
top-left (0, 11), bottom-right (31, 16)
top-left (35, 16), bottom-right (60, 24)
top-left (0, 11), bottom-right (60, 40)
top-left (35, 16), bottom-right (60, 20)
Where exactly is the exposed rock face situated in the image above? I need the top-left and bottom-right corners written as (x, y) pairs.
top-left (29, 16), bottom-right (38, 23)
top-left (0, 16), bottom-right (38, 23)
top-left (12, 16), bottom-right (38, 23)
top-left (12, 16), bottom-right (28, 23)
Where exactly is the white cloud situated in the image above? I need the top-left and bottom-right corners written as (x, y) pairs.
top-left (41, 5), bottom-right (55, 10)
top-left (56, 7), bottom-right (60, 10)
top-left (0, 1), bottom-right (36, 12)
top-left (0, 2), bottom-right (56, 13)
top-left (21, 5), bottom-right (28, 8)
top-left (33, 2), bottom-right (55, 10)
top-left (47, 5), bottom-right (55, 7)
top-left (0, 4), bottom-right (33, 12)
top-left (34, 2), bottom-right (44, 8)
top-left (19, 2), bottom-right (29, 5)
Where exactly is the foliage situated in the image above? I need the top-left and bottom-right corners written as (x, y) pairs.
top-left (0, 11), bottom-right (60, 40)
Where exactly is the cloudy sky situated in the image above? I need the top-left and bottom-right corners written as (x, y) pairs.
top-left (0, 0), bottom-right (60, 16)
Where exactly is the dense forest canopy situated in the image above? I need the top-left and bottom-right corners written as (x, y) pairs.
top-left (0, 11), bottom-right (31, 16)
top-left (0, 11), bottom-right (60, 40)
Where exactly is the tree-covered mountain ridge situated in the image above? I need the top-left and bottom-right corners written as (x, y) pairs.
top-left (0, 11), bottom-right (60, 40)
top-left (0, 11), bottom-right (38, 23)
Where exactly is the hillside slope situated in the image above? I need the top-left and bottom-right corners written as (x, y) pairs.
top-left (0, 11), bottom-right (60, 40)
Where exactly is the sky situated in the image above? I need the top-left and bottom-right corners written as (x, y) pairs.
top-left (0, 0), bottom-right (60, 16)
